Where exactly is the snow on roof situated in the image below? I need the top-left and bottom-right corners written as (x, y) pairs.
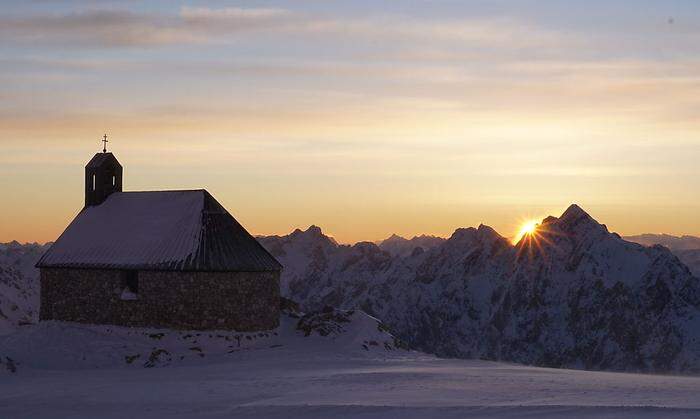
top-left (36, 190), bottom-right (281, 272)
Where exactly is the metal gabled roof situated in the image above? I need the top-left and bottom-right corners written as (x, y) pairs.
top-left (36, 190), bottom-right (281, 272)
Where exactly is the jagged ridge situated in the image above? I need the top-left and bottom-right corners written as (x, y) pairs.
top-left (260, 205), bottom-right (700, 373)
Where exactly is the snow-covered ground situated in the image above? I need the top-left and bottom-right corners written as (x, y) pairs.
top-left (0, 309), bottom-right (404, 370)
top-left (2, 343), bottom-right (700, 418)
top-left (2, 313), bottom-right (700, 419)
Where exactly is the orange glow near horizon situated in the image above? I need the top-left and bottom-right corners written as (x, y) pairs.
top-left (1, 3), bottom-right (700, 243)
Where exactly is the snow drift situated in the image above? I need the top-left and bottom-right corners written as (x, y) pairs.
top-left (0, 303), bottom-right (406, 372)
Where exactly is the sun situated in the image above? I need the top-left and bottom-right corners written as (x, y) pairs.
top-left (514, 220), bottom-right (539, 244)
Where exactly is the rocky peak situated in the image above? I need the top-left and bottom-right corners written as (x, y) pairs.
top-left (290, 225), bottom-right (324, 236)
top-left (561, 203), bottom-right (588, 217)
top-left (305, 225), bottom-right (324, 236)
top-left (558, 204), bottom-right (593, 226)
top-left (449, 225), bottom-right (506, 246)
top-left (285, 225), bottom-right (338, 249)
top-left (547, 204), bottom-right (608, 238)
top-left (378, 233), bottom-right (445, 258)
top-left (476, 224), bottom-right (504, 242)
top-left (289, 225), bottom-right (326, 239)
top-left (380, 234), bottom-right (407, 245)
top-left (0, 241), bottom-right (22, 251)
top-left (448, 227), bottom-right (478, 242)
top-left (352, 241), bottom-right (383, 253)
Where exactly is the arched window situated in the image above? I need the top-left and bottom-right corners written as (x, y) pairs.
top-left (92, 174), bottom-right (96, 191)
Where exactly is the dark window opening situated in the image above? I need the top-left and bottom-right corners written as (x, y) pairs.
top-left (120, 271), bottom-right (139, 300)
top-left (125, 271), bottom-right (138, 293)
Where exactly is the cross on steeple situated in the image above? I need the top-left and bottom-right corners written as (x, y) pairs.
top-left (102, 134), bottom-right (108, 153)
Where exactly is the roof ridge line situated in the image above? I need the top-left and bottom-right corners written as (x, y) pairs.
top-left (117, 189), bottom-right (208, 194)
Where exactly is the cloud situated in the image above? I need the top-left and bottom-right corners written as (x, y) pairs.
top-left (298, 16), bottom-right (570, 51)
top-left (0, 10), bottom-right (190, 47)
top-left (2, 5), bottom-right (698, 146)
top-left (0, 6), bottom-right (570, 51)
top-left (179, 6), bottom-right (292, 21)
top-left (0, 7), bottom-right (297, 47)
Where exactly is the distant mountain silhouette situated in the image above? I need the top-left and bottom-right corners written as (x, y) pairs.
top-left (625, 234), bottom-right (700, 276)
top-left (377, 234), bottom-right (445, 257)
top-left (625, 233), bottom-right (700, 251)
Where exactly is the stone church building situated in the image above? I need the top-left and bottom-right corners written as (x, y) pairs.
top-left (36, 147), bottom-right (282, 331)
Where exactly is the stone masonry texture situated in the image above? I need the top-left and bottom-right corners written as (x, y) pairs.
top-left (40, 268), bottom-right (280, 331)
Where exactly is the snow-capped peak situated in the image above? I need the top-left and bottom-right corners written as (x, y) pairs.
top-left (561, 203), bottom-right (588, 218)
top-left (555, 204), bottom-right (604, 231)
top-left (532, 204), bottom-right (609, 244)
top-left (448, 224), bottom-right (506, 248)
top-left (290, 225), bottom-right (325, 238)
top-left (381, 234), bottom-right (406, 243)
top-left (305, 225), bottom-right (324, 236)
top-left (284, 225), bottom-right (338, 247)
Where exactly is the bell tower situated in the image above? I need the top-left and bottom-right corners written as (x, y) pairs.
top-left (85, 135), bottom-right (123, 206)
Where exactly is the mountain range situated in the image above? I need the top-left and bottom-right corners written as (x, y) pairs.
top-left (258, 205), bottom-right (700, 373)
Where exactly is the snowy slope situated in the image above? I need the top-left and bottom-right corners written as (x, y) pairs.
top-left (676, 249), bottom-right (700, 277)
top-left (626, 234), bottom-right (700, 277)
top-left (0, 242), bottom-right (47, 335)
top-left (260, 205), bottom-right (700, 373)
top-left (0, 305), bottom-right (405, 371)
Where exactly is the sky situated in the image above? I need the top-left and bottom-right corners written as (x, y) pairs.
top-left (1, 0), bottom-right (699, 244)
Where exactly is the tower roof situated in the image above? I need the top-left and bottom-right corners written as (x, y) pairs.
top-left (36, 190), bottom-right (282, 272)
top-left (86, 152), bottom-right (121, 169)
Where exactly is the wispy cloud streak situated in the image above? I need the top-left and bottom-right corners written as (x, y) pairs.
top-left (0, 7), bottom-right (570, 50)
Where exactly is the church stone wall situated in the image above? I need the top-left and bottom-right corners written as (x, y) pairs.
top-left (39, 268), bottom-right (280, 331)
